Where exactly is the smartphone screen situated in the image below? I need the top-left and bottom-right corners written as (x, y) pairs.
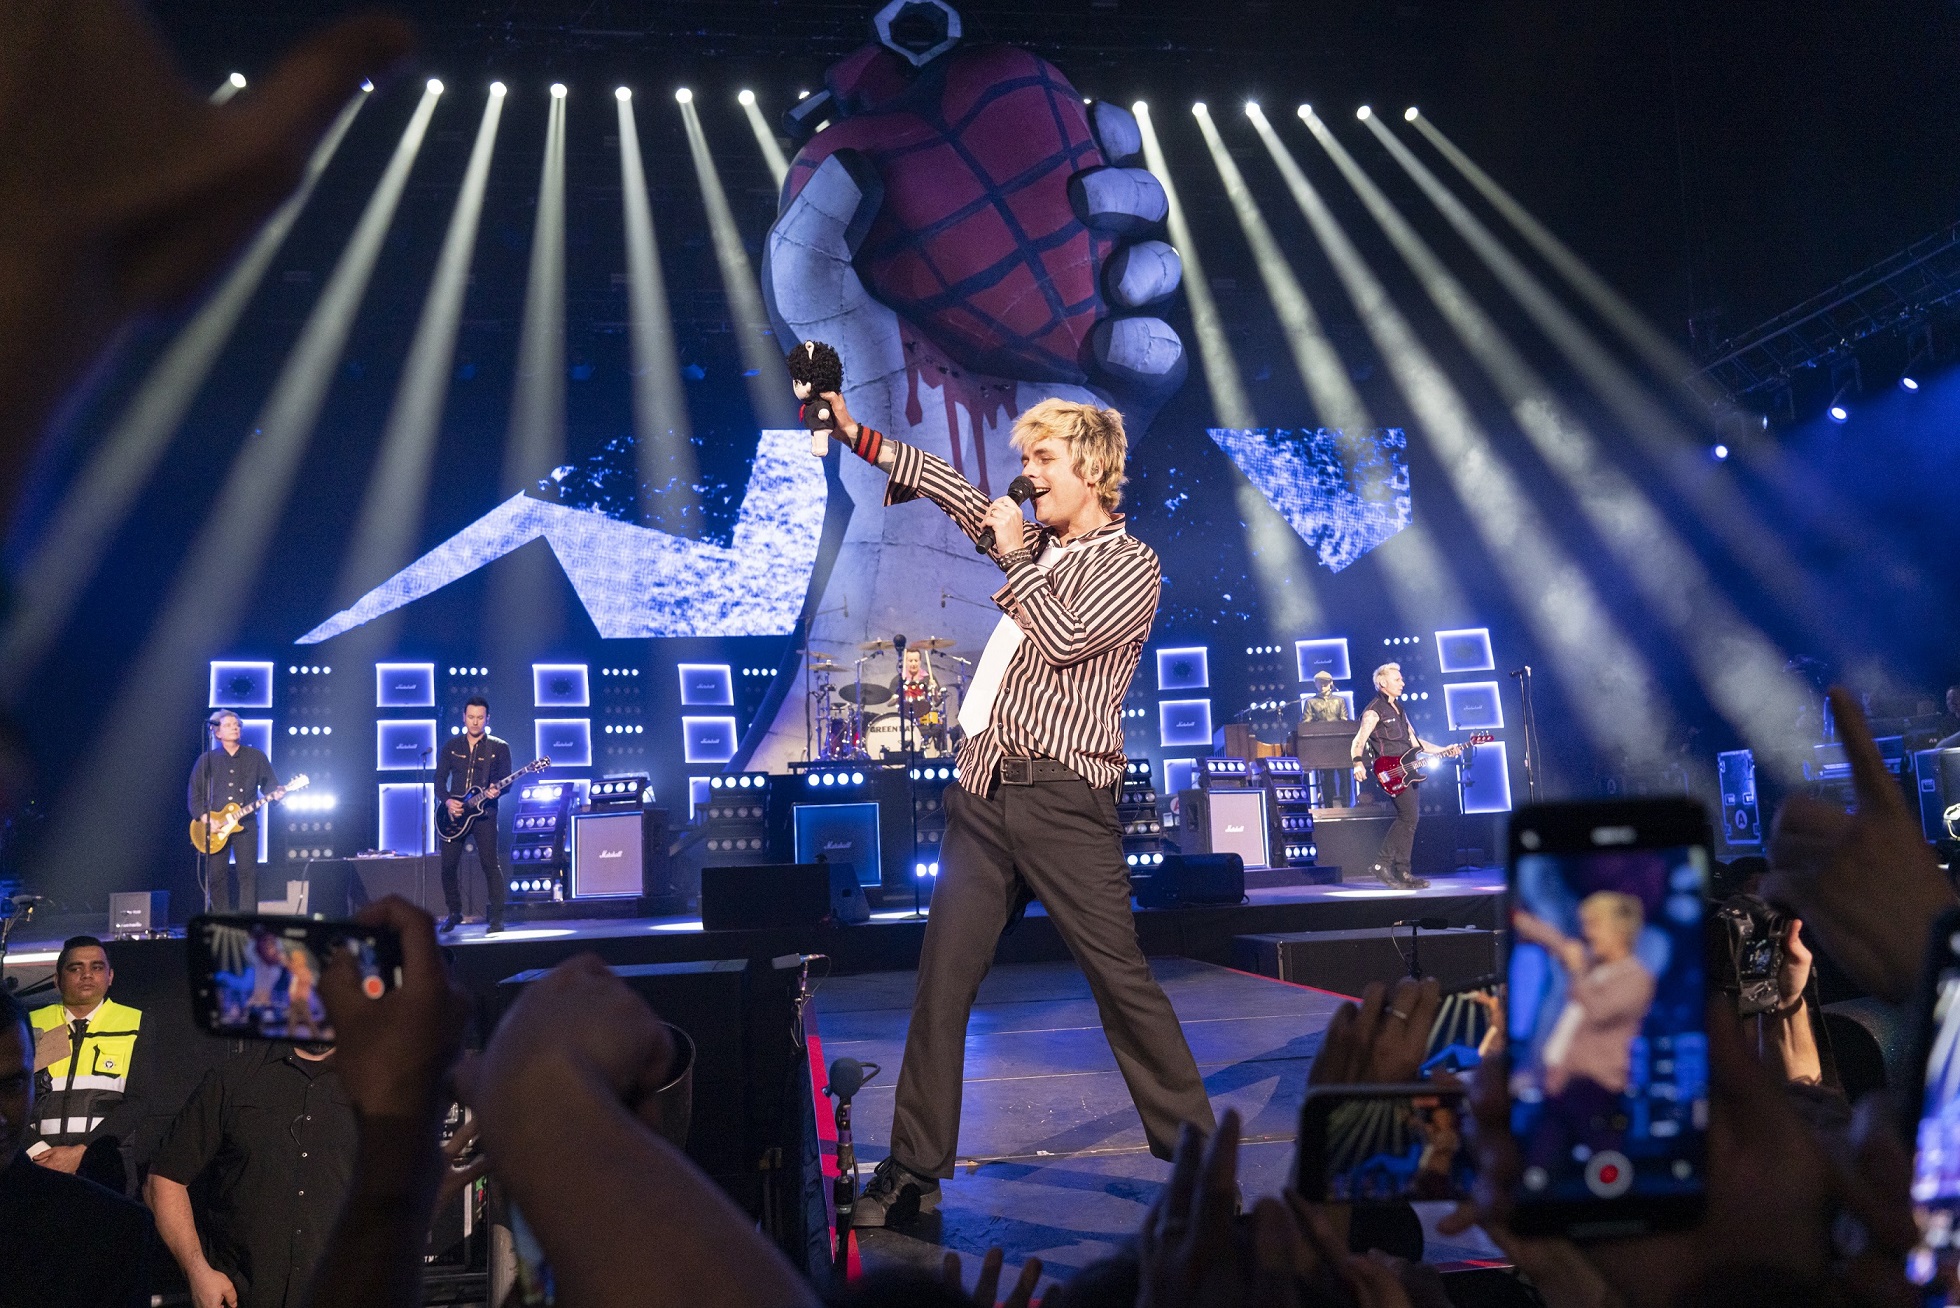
top-left (188, 914), bottom-right (402, 1042)
top-left (1296, 1084), bottom-right (1475, 1204)
top-left (1506, 799), bottom-right (1710, 1238)
top-left (1907, 911), bottom-right (1960, 1286)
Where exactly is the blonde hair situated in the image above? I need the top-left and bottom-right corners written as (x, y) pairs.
top-left (1371, 662), bottom-right (1401, 691)
top-left (1009, 399), bottom-right (1129, 512)
top-left (1579, 891), bottom-right (1644, 945)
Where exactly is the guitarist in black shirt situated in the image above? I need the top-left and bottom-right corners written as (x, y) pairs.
top-left (1349, 663), bottom-right (1461, 891)
top-left (187, 711), bottom-right (284, 911)
top-left (437, 697), bottom-right (512, 934)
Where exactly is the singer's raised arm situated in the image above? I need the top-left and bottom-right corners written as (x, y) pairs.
top-left (821, 392), bottom-right (1039, 554)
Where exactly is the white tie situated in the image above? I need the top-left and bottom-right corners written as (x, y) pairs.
top-left (955, 528), bottom-right (1125, 737)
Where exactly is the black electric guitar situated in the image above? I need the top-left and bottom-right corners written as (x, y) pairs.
top-left (1372, 734), bottom-right (1495, 798)
top-left (436, 757), bottom-right (550, 843)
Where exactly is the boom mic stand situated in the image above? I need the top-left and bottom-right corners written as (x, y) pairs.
top-left (1508, 666), bottom-right (1542, 804)
top-left (824, 1056), bottom-right (880, 1272)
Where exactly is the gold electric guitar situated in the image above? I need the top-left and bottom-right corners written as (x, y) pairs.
top-left (190, 774), bottom-right (310, 854)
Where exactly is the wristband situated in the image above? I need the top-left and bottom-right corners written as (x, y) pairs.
top-left (998, 547), bottom-right (1035, 571)
top-left (850, 423), bottom-right (882, 466)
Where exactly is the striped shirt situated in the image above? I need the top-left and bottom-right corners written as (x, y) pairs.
top-left (868, 432), bottom-right (1159, 797)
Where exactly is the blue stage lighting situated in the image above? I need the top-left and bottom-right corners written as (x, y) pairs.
top-left (1829, 404), bottom-right (1849, 422)
top-left (1712, 444), bottom-right (1729, 460)
top-left (1902, 375), bottom-right (1920, 392)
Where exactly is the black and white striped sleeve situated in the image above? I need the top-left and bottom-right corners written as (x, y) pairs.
top-left (855, 430), bottom-right (994, 543)
top-left (1004, 542), bottom-right (1159, 668)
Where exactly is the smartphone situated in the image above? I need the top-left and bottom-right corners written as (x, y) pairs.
top-left (1905, 907), bottom-right (1960, 1287)
top-left (1504, 798), bottom-right (1711, 1239)
top-left (187, 914), bottom-right (402, 1042)
top-left (1295, 1083), bottom-right (1476, 1204)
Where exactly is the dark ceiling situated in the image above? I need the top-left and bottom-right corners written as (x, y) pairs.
top-left (145, 0), bottom-right (1960, 356)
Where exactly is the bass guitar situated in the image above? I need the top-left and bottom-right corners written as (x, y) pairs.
top-left (191, 774), bottom-right (311, 854)
top-left (436, 757), bottom-right (551, 843)
top-left (1372, 734), bottom-right (1494, 798)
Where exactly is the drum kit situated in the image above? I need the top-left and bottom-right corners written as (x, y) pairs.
top-left (807, 636), bottom-right (965, 762)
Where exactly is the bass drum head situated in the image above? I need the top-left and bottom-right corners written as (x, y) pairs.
top-left (862, 713), bottom-right (904, 759)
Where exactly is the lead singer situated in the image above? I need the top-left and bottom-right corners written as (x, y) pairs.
top-left (812, 390), bottom-right (1217, 1228)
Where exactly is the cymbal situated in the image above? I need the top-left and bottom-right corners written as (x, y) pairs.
top-left (913, 637), bottom-right (957, 651)
top-left (807, 660), bottom-right (845, 673)
top-left (859, 639), bottom-right (897, 652)
top-left (835, 682), bottom-right (893, 705)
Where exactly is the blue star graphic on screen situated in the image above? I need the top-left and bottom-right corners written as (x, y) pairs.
top-left (1207, 426), bottom-right (1411, 571)
top-left (297, 429), bottom-right (826, 643)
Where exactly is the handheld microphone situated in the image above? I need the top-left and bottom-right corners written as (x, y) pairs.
top-left (974, 476), bottom-right (1038, 554)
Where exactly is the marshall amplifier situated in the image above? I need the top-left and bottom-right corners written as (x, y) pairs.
top-left (1179, 787), bottom-right (1270, 870)
top-left (571, 810), bottom-right (645, 899)
top-left (792, 801), bottom-right (882, 887)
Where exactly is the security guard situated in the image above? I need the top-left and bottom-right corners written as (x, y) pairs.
top-left (27, 935), bottom-right (150, 1194)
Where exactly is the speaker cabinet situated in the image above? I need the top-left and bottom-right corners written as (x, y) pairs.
top-left (701, 861), bottom-right (867, 931)
top-left (1133, 853), bottom-right (1246, 908)
top-left (1233, 926), bottom-right (1499, 993)
top-left (571, 810), bottom-right (646, 899)
top-left (1180, 788), bottom-right (1270, 869)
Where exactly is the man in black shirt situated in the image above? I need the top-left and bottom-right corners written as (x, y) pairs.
top-left (145, 1042), bottom-right (355, 1308)
top-left (187, 711), bottom-right (285, 912)
top-left (436, 696), bottom-right (513, 934)
top-left (0, 986), bottom-right (156, 1308)
top-left (1349, 662), bottom-right (1464, 890)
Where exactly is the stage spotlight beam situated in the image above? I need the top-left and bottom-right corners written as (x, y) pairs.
top-left (1281, 106), bottom-right (1676, 767)
top-left (1136, 102), bottom-right (1320, 631)
top-left (618, 85), bottom-right (700, 522)
top-left (678, 96), bottom-right (797, 428)
top-left (38, 84), bottom-right (440, 890)
top-left (1192, 101), bottom-right (1363, 429)
top-left (738, 88), bottom-right (791, 186)
top-left (1369, 112), bottom-right (1867, 675)
top-left (1354, 110), bottom-right (1816, 778)
top-left (210, 73), bottom-right (246, 105)
top-left (0, 94), bottom-right (366, 696)
top-left (333, 84), bottom-right (507, 619)
top-left (503, 89), bottom-right (568, 492)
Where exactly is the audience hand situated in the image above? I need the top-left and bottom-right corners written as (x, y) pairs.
top-left (188, 1264), bottom-right (239, 1308)
top-left (0, 1), bottom-right (413, 510)
top-left (942, 1246), bottom-right (1042, 1308)
top-left (33, 1141), bottom-right (85, 1172)
top-left (1763, 686), bottom-right (1953, 1003)
top-left (1139, 1113), bottom-right (1247, 1308)
top-left (1309, 978), bottom-right (1443, 1087)
top-left (319, 896), bottom-right (468, 1124)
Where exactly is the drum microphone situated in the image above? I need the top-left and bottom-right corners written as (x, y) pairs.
top-left (974, 476), bottom-right (1039, 554)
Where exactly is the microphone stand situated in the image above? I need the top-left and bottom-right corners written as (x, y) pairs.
top-left (1509, 666), bottom-right (1541, 804)
top-left (824, 1057), bottom-right (880, 1273)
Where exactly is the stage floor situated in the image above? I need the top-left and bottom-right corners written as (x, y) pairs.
top-left (811, 958), bottom-right (1503, 1289)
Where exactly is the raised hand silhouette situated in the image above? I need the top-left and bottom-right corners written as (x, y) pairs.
top-left (753, 4), bottom-right (1185, 767)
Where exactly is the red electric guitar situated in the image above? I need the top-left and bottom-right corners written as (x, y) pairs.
top-left (1372, 733), bottom-right (1495, 797)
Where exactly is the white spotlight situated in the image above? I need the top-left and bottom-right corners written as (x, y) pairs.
top-left (1244, 100), bottom-right (1259, 113)
top-left (229, 72), bottom-right (247, 89)
top-left (1356, 104), bottom-right (1372, 120)
top-left (360, 79), bottom-right (375, 93)
top-left (738, 88), bottom-right (755, 105)
top-left (550, 83), bottom-right (567, 99)
top-left (427, 78), bottom-right (444, 95)
top-left (1297, 104), bottom-right (1312, 118)
top-left (675, 87), bottom-right (693, 104)
top-left (798, 89), bottom-right (810, 100)
top-left (1191, 100), bottom-right (1207, 114)
top-left (1132, 99), bottom-right (1148, 114)
top-left (1403, 105), bottom-right (1419, 121)
top-left (616, 86), bottom-right (631, 101)
top-left (490, 81), bottom-right (507, 96)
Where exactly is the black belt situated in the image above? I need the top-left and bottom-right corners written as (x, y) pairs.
top-left (996, 757), bottom-right (1081, 785)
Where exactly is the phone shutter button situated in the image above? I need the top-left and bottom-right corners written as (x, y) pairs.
top-left (1584, 1150), bottom-right (1634, 1198)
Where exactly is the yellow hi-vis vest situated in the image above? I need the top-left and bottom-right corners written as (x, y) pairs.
top-left (30, 996), bottom-right (143, 1143)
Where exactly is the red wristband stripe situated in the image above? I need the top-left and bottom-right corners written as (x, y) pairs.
top-left (855, 425), bottom-right (882, 465)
